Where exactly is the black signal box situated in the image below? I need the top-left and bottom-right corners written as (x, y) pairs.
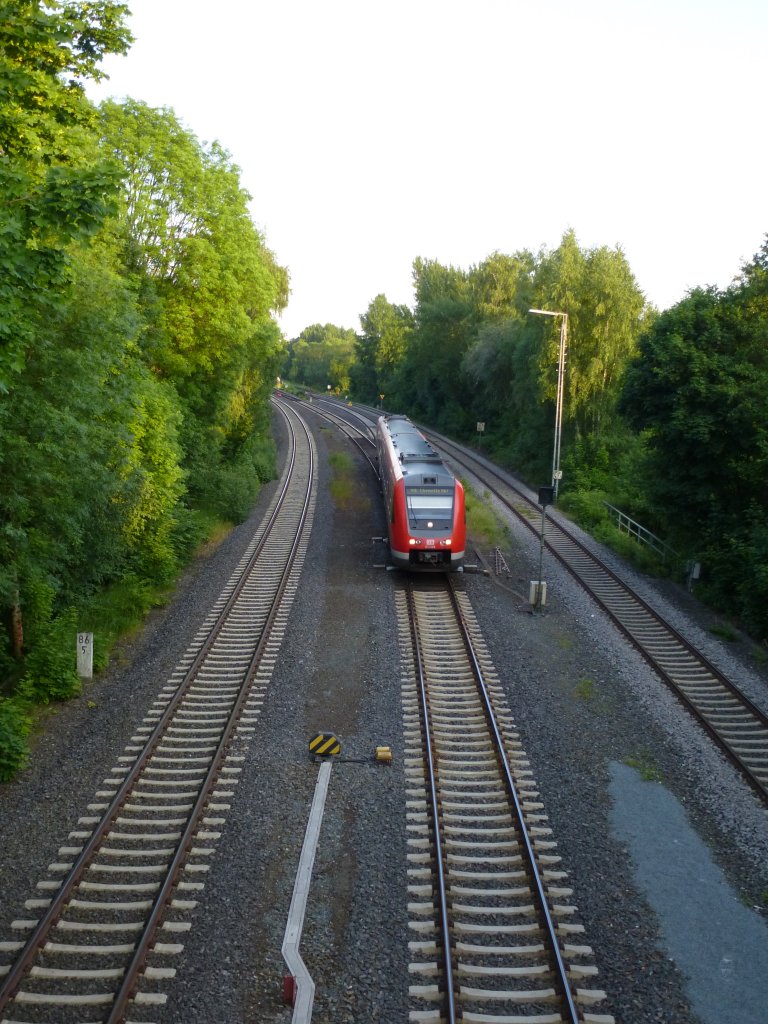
top-left (538, 486), bottom-right (555, 507)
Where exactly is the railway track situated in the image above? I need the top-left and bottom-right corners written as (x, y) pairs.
top-left (315, 392), bottom-right (768, 801)
top-left (418, 430), bottom-right (768, 809)
top-left (0, 397), bottom-right (317, 1024)
top-left (398, 576), bottom-right (614, 1024)
top-left (295, 394), bottom-right (379, 477)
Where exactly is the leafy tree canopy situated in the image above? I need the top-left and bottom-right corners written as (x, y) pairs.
top-left (620, 283), bottom-right (768, 529)
top-left (285, 323), bottom-right (357, 392)
top-left (618, 238), bottom-right (768, 635)
top-left (0, 0), bottom-right (131, 390)
top-left (0, 0), bottom-right (132, 160)
top-left (528, 230), bottom-right (647, 436)
top-left (359, 294), bottom-right (414, 380)
top-left (98, 100), bottom-right (288, 434)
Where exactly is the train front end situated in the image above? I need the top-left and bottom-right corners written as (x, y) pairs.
top-left (377, 415), bottom-right (465, 571)
top-left (397, 473), bottom-right (465, 569)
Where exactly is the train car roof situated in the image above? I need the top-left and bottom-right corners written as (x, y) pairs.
top-left (382, 416), bottom-right (437, 457)
top-left (380, 415), bottom-right (454, 482)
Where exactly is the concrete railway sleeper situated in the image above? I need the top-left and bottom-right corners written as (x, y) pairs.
top-left (397, 576), bottom-right (614, 1024)
top-left (325, 396), bottom-right (768, 807)
top-left (419, 426), bottom-right (768, 808)
top-left (0, 398), bottom-right (317, 1024)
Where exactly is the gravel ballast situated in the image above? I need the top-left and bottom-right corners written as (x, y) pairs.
top-left (1, 406), bottom-right (768, 1024)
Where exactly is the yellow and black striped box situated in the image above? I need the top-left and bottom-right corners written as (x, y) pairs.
top-left (309, 732), bottom-right (341, 757)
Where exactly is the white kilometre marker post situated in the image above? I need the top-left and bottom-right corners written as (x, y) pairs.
top-left (77, 632), bottom-right (93, 679)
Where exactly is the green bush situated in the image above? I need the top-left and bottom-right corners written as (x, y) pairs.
top-left (251, 434), bottom-right (277, 484)
top-left (592, 520), bottom-right (666, 574)
top-left (18, 608), bottom-right (81, 703)
top-left (464, 485), bottom-right (509, 548)
top-left (192, 433), bottom-right (277, 523)
top-left (559, 489), bottom-right (668, 575)
top-left (206, 460), bottom-right (261, 521)
top-left (77, 573), bottom-right (166, 673)
top-left (0, 645), bottom-right (17, 693)
top-left (172, 506), bottom-right (222, 561)
top-left (0, 697), bottom-right (32, 781)
top-left (557, 490), bottom-right (611, 531)
top-left (697, 509), bottom-right (768, 641)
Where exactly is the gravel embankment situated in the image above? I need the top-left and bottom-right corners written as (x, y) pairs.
top-left (1, 408), bottom-right (767, 1024)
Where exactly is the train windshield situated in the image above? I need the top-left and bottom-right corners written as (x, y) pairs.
top-left (405, 489), bottom-right (454, 529)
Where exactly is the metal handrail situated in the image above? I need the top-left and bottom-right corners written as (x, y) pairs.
top-left (602, 501), bottom-right (678, 562)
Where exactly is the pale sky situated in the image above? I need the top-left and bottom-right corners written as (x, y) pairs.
top-left (86, 0), bottom-right (768, 339)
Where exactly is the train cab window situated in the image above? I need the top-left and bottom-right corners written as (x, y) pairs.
top-left (405, 487), bottom-right (454, 529)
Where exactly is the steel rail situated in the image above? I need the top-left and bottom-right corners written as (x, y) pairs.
top-left (310, 394), bottom-right (379, 439)
top-left (0, 398), bottom-right (313, 1018)
top-left (426, 430), bottom-right (768, 806)
top-left (300, 399), bottom-right (379, 479)
top-left (447, 577), bottom-right (580, 1024)
top-left (107, 404), bottom-right (316, 1022)
top-left (405, 582), bottom-right (458, 1024)
top-left (404, 578), bottom-right (590, 1022)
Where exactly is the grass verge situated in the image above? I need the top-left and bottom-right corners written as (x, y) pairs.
top-left (463, 483), bottom-right (510, 548)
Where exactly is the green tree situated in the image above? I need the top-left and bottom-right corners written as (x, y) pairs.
top-left (0, 0), bottom-right (131, 159)
top-left (349, 329), bottom-right (379, 403)
top-left (0, 5), bottom-right (289, 776)
top-left (529, 230), bottom-right (646, 440)
top-left (621, 286), bottom-right (768, 529)
top-left (469, 250), bottom-right (535, 320)
top-left (389, 258), bottom-right (474, 426)
top-left (0, 0), bottom-right (131, 389)
top-left (0, 240), bottom-right (185, 616)
top-left (98, 99), bottom-right (288, 506)
top-left (286, 323), bottom-right (357, 392)
top-left (620, 268), bottom-right (768, 635)
top-left (99, 99), bottom-right (287, 382)
top-left (355, 294), bottom-right (413, 401)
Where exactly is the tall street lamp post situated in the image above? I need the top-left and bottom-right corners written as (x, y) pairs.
top-left (528, 308), bottom-right (568, 499)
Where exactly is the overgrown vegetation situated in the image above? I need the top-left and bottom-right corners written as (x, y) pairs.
top-left (0, 699), bottom-right (32, 782)
top-left (464, 486), bottom-right (510, 549)
top-left (0, 2), bottom-right (286, 778)
top-left (328, 451), bottom-right (356, 506)
top-left (625, 751), bottom-right (664, 783)
top-left (573, 678), bottom-right (596, 701)
top-left (708, 623), bottom-right (739, 643)
top-left (557, 492), bottom-right (670, 576)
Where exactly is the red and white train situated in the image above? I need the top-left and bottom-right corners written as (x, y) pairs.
top-left (376, 414), bottom-right (466, 571)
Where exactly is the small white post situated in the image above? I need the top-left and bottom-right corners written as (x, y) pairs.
top-left (77, 632), bottom-right (93, 679)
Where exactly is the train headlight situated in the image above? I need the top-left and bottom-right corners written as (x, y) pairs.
top-left (427, 521), bottom-right (434, 528)
top-left (409, 538), bottom-right (417, 546)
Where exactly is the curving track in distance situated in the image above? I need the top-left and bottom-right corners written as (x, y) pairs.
top-left (399, 576), bottom-right (613, 1024)
top-left (0, 396), bottom-right (317, 1024)
top-left (292, 393), bottom-right (379, 478)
